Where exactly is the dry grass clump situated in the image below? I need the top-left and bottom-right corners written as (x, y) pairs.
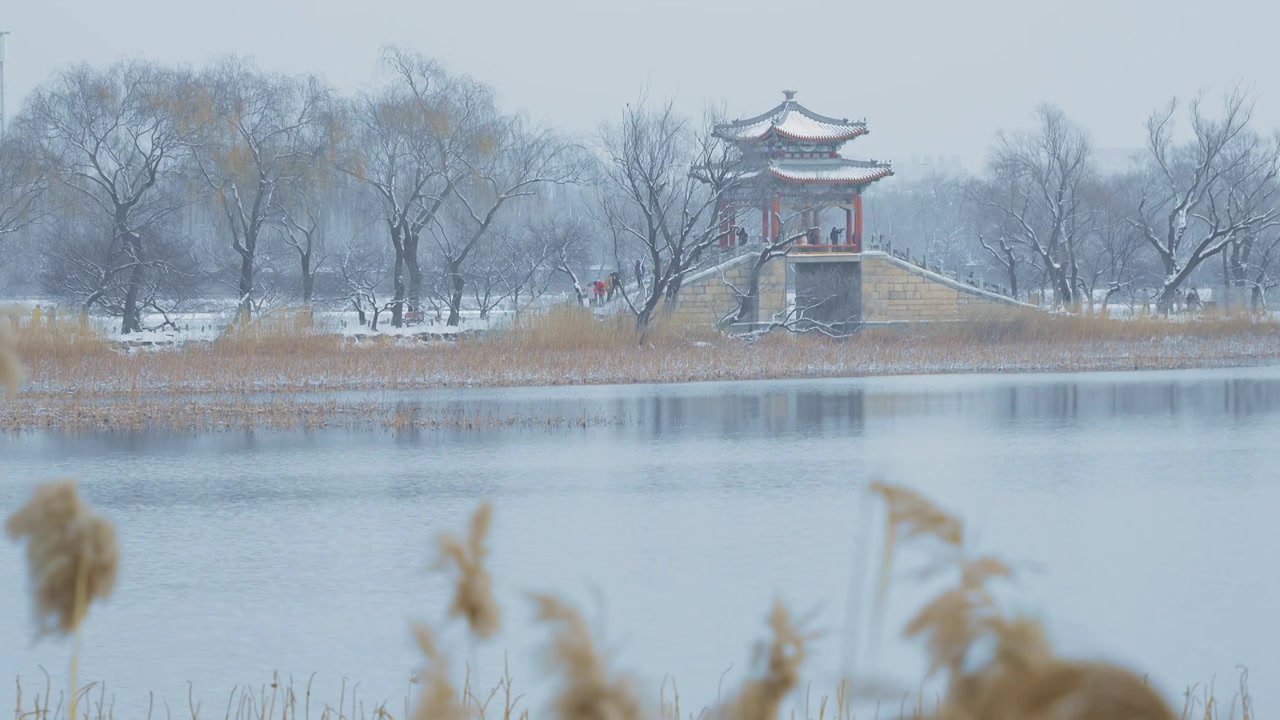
top-left (1, 308), bottom-right (25, 397)
top-left (9, 307), bottom-right (1280, 413)
top-left (410, 623), bottom-right (467, 720)
top-left (715, 601), bottom-right (814, 720)
top-left (6, 479), bottom-right (120, 638)
top-left (865, 482), bottom-right (1179, 720)
top-left (866, 309), bottom-right (1280, 346)
top-left (213, 320), bottom-right (348, 357)
top-left (436, 502), bottom-right (501, 640)
top-left (491, 305), bottom-right (717, 354)
top-left (530, 594), bottom-right (646, 720)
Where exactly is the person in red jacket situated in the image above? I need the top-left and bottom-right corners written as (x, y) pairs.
top-left (593, 280), bottom-right (607, 306)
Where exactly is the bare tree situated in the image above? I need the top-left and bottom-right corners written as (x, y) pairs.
top-left (600, 98), bottom-right (741, 329)
top-left (973, 105), bottom-right (1094, 308)
top-left (872, 171), bottom-right (973, 270)
top-left (1132, 89), bottom-right (1280, 311)
top-left (718, 222), bottom-right (804, 328)
top-left (429, 117), bottom-right (584, 326)
top-left (339, 242), bottom-right (395, 330)
top-left (276, 169), bottom-right (357, 304)
top-left (337, 49), bottom-right (494, 326)
top-left (23, 61), bottom-right (191, 333)
top-left (190, 58), bottom-right (328, 320)
top-left (1077, 172), bottom-right (1150, 312)
top-left (976, 231), bottom-right (1021, 299)
top-left (1244, 231), bottom-right (1280, 310)
top-left (539, 214), bottom-right (593, 306)
top-left (0, 128), bottom-right (48, 241)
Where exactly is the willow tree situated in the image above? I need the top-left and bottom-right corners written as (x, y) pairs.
top-left (23, 61), bottom-right (190, 333)
top-left (336, 48), bottom-right (484, 326)
top-left (189, 57), bottom-right (329, 320)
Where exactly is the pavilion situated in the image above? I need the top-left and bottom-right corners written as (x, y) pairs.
top-left (711, 90), bottom-right (892, 251)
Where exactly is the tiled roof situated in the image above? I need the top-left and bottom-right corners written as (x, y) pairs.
top-left (767, 160), bottom-right (893, 184)
top-left (715, 91), bottom-right (868, 144)
top-left (732, 159), bottom-right (892, 185)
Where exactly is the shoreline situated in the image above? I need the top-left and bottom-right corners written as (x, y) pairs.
top-left (5, 335), bottom-right (1279, 432)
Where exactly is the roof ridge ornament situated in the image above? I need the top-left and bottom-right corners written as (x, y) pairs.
top-left (782, 89), bottom-right (797, 101)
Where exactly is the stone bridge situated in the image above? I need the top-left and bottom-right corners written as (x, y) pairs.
top-left (667, 248), bottom-right (1036, 330)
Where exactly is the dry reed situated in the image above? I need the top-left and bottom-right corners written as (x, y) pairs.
top-left (530, 593), bottom-right (646, 720)
top-left (715, 601), bottom-right (813, 720)
top-left (410, 623), bottom-right (468, 720)
top-left (7, 478), bottom-right (121, 720)
top-left (436, 502), bottom-right (501, 640)
top-left (14, 309), bottom-right (1279, 416)
top-left (3, 460), bottom-right (1254, 718)
top-left (6, 479), bottom-right (120, 639)
top-left (867, 482), bottom-right (1180, 720)
top-left (0, 309), bottom-right (23, 398)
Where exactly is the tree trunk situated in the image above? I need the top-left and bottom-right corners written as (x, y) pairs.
top-left (727, 253), bottom-right (769, 326)
top-left (120, 228), bottom-right (144, 335)
top-left (446, 263), bottom-right (465, 327)
top-left (405, 230), bottom-right (423, 312)
top-left (388, 222), bottom-right (406, 327)
top-left (301, 252), bottom-right (313, 303)
top-left (238, 247), bottom-right (255, 322)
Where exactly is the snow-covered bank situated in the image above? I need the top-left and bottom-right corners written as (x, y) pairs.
top-left (5, 316), bottom-right (1280, 431)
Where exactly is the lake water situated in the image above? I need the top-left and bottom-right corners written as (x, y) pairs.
top-left (3, 367), bottom-right (1279, 716)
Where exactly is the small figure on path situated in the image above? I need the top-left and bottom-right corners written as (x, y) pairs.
top-left (594, 280), bottom-right (608, 306)
top-left (634, 259), bottom-right (643, 287)
top-left (736, 227), bottom-right (748, 247)
top-left (607, 272), bottom-right (621, 301)
top-left (829, 227), bottom-right (845, 245)
top-left (1185, 287), bottom-right (1201, 313)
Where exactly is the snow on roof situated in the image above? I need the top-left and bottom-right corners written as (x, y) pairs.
top-left (735, 159), bottom-right (893, 185)
top-left (715, 90), bottom-right (868, 144)
top-left (768, 160), bottom-right (892, 184)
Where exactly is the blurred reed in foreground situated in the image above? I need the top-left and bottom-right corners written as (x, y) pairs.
top-left (2, 410), bottom-right (1253, 719)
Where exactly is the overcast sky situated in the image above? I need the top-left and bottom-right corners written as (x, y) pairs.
top-left (4, 0), bottom-right (1277, 172)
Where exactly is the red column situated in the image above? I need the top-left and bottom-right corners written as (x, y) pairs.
top-left (853, 194), bottom-right (864, 253)
top-left (771, 197), bottom-right (782, 242)
top-left (845, 206), bottom-right (854, 248)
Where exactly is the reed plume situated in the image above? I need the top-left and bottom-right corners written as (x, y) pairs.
top-left (6, 478), bottom-right (120, 638)
top-left (0, 311), bottom-right (22, 398)
top-left (530, 593), bottom-right (645, 720)
top-left (435, 501), bottom-right (500, 639)
top-left (410, 623), bottom-right (467, 720)
top-left (866, 482), bottom-right (1178, 720)
top-left (7, 478), bottom-right (120, 720)
top-left (716, 600), bottom-right (812, 720)
top-left (904, 555), bottom-right (1012, 676)
top-left (867, 481), bottom-right (964, 650)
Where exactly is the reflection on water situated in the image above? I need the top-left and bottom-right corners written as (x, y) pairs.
top-left (1, 366), bottom-right (1279, 713)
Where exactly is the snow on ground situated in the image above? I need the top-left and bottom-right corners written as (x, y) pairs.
top-left (6, 292), bottom-right (1280, 349)
top-left (3, 297), bottom-right (555, 346)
